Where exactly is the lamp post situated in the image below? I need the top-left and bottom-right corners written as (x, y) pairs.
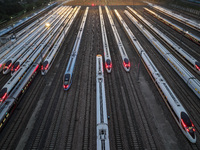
top-left (10, 16), bottom-right (13, 20)
top-left (10, 16), bottom-right (13, 32)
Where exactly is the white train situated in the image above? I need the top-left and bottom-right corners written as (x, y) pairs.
top-left (0, 6), bottom-right (65, 72)
top-left (96, 55), bottom-right (110, 150)
top-left (63, 7), bottom-right (88, 90)
top-left (0, 46), bottom-right (42, 130)
top-left (114, 9), bottom-right (196, 143)
top-left (99, 6), bottom-right (112, 73)
top-left (125, 9), bottom-right (200, 99)
top-left (143, 7), bottom-right (200, 46)
top-left (105, 6), bottom-right (130, 72)
top-left (14, 4), bottom-right (60, 40)
top-left (11, 6), bottom-right (70, 75)
top-left (127, 6), bottom-right (200, 74)
top-left (0, 6), bottom-right (71, 103)
top-left (145, 1), bottom-right (200, 32)
top-left (3, 8), bottom-right (63, 74)
top-left (41, 7), bottom-right (80, 75)
top-left (0, 5), bottom-right (77, 129)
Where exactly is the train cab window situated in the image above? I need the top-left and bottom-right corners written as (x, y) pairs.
top-left (5, 60), bottom-right (11, 66)
top-left (42, 61), bottom-right (48, 71)
top-left (195, 61), bottom-right (200, 71)
top-left (123, 58), bottom-right (130, 68)
top-left (4, 60), bottom-right (12, 69)
top-left (0, 88), bottom-right (7, 101)
top-left (181, 112), bottom-right (192, 128)
top-left (12, 62), bottom-right (20, 72)
top-left (106, 59), bottom-right (112, 69)
top-left (64, 74), bottom-right (71, 85)
top-left (106, 59), bottom-right (111, 65)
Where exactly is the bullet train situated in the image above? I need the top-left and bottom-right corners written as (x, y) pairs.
top-left (105, 6), bottom-right (130, 72)
top-left (0, 5), bottom-right (78, 130)
top-left (128, 6), bottom-right (200, 74)
top-left (99, 6), bottom-right (112, 73)
top-left (0, 6), bottom-right (65, 73)
top-left (41, 7), bottom-right (77, 75)
top-left (0, 6), bottom-right (72, 103)
top-left (115, 9), bottom-right (196, 143)
top-left (146, 2), bottom-right (200, 32)
top-left (143, 7), bottom-right (200, 46)
top-left (63, 7), bottom-right (89, 90)
top-left (125, 8), bottom-right (200, 99)
top-left (96, 54), bottom-right (110, 149)
top-left (10, 7), bottom-right (69, 75)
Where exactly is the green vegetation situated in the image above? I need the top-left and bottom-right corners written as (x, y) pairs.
top-left (0, 0), bottom-right (55, 24)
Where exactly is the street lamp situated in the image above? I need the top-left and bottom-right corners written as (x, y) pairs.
top-left (10, 16), bottom-right (13, 28)
top-left (45, 22), bottom-right (51, 28)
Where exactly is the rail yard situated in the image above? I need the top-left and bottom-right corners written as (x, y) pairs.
top-left (0, 0), bottom-right (199, 149)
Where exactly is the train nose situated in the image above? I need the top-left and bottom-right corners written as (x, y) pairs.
top-left (123, 58), bottom-right (130, 69)
top-left (0, 88), bottom-right (8, 103)
top-left (11, 62), bottom-right (20, 74)
top-left (3, 68), bottom-right (7, 72)
top-left (106, 65), bottom-right (111, 70)
top-left (3, 60), bottom-right (12, 74)
top-left (41, 61), bottom-right (49, 72)
top-left (3, 68), bottom-right (10, 74)
top-left (189, 128), bottom-right (195, 138)
top-left (105, 59), bottom-right (112, 72)
top-left (195, 61), bottom-right (200, 71)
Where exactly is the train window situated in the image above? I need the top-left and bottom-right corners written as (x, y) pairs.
top-left (106, 59), bottom-right (111, 65)
top-left (106, 59), bottom-right (112, 69)
top-left (124, 58), bottom-right (129, 64)
top-left (64, 74), bottom-right (71, 84)
top-left (195, 61), bottom-right (200, 71)
top-left (181, 112), bottom-right (192, 127)
top-left (12, 62), bottom-right (20, 71)
top-left (5, 60), bottom-right (12, 67)
top-left (123, 58), bottom-right (130, 68)
top-left (0, 88), bottom-right (7, 101)
top-left (42, 61), bottom-right (48, 70)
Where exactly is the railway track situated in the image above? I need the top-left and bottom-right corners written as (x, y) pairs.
top-left (63, 8), bottom-right (89, 150)
top-left (140, 7), bottom-right (200, 61)
top-left (123, 6), bottom-right (200, 120)
top-left (0, 6), bottom-right (83, 149)
top-left (131, 8), bottom-right (200, 85)
top-left (146, 4), bottom-right (200, 34)
top-left (103, 7), bottom-right (127, 149)
top-left (103, 6), bottom-right (161, 149)
top-left (135, 7), bottom-right (200, 125)
top-left (0, 72), bottom-right (45, 149)
top-left (28, 8), bottom-right (84, 150)
top-left (1, 3), bottom-right (57, 37)
top-left (0, 4), bottom-right (199, 150)
top-left (110, 7), bottom-right (163, 149)
top-left (119, 7), bottom-right (200, 149)
top-left (0, 75), bottom-right (10, 90)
